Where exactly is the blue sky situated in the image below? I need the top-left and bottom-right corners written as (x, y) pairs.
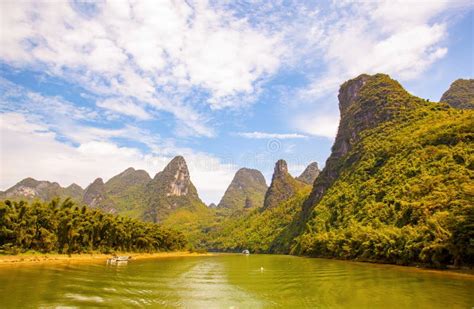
top-left (0, 0), bottom-right (473, 203)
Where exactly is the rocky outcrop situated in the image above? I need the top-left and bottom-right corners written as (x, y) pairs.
top-left (296, 162), bottom-right (320, 185)
top-left (163, 156), bottom-right (191, 197)
top-left (305, 73), bottom-right (424, 211)
top-left (263, 160), bottom-right (306, 209)
top-left (144, 156), bottom-right (207, 222)
top-left (440, 79), bottom-right (474, 109)
top-left (217, 168), bottom-right (267, 213)
top-left (82, 178), bottom-right (113, 211)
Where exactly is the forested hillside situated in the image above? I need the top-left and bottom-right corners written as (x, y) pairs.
top-left (294, 74), bottom-right (473, 267)
top-left (205, 74), bottom-right (473, 268)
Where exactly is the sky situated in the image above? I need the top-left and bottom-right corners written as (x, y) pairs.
top-left (0, 0), bottom-right (473, 204)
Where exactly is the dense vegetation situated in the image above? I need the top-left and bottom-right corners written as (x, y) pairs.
top-left (208, 187), bottom-right (311, 253)
top-left (294, 76), bottom-right (474, 268)
top-left (216, 168), bottom-right (268, 216)
top-left (0, 199), bottom-right (186, 254)
top-left (203, 74), bottom-right (473, 268)
top-left (101, 168), bottom-right (151, 218)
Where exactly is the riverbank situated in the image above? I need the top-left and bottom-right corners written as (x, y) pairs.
top-left (0, 251), bottom-right (214, 267)
top-left (309, 256), bottom-right (474, 280)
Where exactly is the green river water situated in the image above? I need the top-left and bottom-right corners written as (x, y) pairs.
top-left (0, 254), bottom-right (472, 308)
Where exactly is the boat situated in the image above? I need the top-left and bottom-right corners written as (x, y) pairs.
top-left (107, 255), bottom-right (132, 264)
top-left (242, 249), bottom-right (250, 255)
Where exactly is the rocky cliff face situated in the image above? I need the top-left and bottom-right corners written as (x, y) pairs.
top-left (82, 178), bottom-right (113, 211)
top-left (218, 168), bottom-right (267, 214)
top-left (296, 162), bottom-right (320, 185)
top-left (263, 160), bottom-right (307, 210)
top-left (163, 156), bottom-right (192, 197)
top-left (304, 73), bottom-right (424, 211)
top-left (440, 79), bottom-right (473, 109)
top-left (144, 156), bottom-right (206, 222)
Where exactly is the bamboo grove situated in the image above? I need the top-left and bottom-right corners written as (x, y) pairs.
top-left (0, 199), bottom-right (186, 254)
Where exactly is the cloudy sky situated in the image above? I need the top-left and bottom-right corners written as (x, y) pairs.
top-left (0, 0), bottom-right (473, 203)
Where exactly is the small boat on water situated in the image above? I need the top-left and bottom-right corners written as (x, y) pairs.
top-left (107, 255), bottom-right (132, 264)
top-left (242, 249), bottom-right (250, 255)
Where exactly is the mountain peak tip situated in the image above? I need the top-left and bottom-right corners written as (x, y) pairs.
top-left (274, 159), bottom-right (288, 175)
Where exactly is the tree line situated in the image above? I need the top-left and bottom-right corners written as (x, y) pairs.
top-left (0, 199), bottom-right (186, 254)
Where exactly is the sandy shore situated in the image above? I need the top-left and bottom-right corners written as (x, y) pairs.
top-left (0, 251), bottom-right (214, 267)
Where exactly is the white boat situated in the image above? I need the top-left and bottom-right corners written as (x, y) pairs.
top-left (107, 255), bottom-right (132, 264)
top-left (242, 250), bottom-right (250, 255)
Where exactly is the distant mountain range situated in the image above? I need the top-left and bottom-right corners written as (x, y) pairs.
top-left (2, 76), bottom-right (472, 267)
top-left (1, 153), bottom-right (319, 223)
top-left (2, 178), bottom-right (84, 202)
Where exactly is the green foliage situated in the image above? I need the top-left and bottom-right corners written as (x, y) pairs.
top-left (264, 173), bottom-right (307, 210)
top-left (161, 204), bottom-right (216, 249)
top-left (217, 168), bottom-right (267, 216)
top-left (0, 198), bottom-right (186, 254)
top-left (208, 187), bottom-right (311, 253)
top-left (296, 93), bottom-right (474, 267)
top-left (208, 75), bottom-right (473, 269)
top-left (104, 168), bottom-right (151, 217)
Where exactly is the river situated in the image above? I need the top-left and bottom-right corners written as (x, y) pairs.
top-left (0, 254), bottom-right (472, 308)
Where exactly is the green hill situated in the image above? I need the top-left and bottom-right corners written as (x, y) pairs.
top-left (294, 74), bottom-right (473, 267)
top-left (104, 168), bottom-right (151, 218)
top-left (216, 168), bottom-right (267, 216)
top-left (142, 156), bottom-right (213, 247)
top-left (143, 156), bottom-right (209, 223)
top-left (208, 186), bottom-right (310, 253)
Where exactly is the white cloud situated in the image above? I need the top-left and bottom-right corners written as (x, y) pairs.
top-left (310, 1), bottom-right (473, 97)
top-left (0, 0), bottom-right (283, 136)
top-left (288, 0), bottom-right (469, 138)
top-left (292, 113), bottom-right (339, 139)
top-left (236, 131), bottom-right (307, 139)
top-left (97, 98), bottom-right (152, 120)
top-left (0, 112), bottom-right (236, 204)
